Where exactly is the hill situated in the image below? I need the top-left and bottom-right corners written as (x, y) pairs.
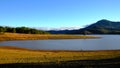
top-left (48, 19), bottom-right (120, 34)
top-left (48, 30), bottom-right (79, 34)
top-left (79, 19), bottom-right (120, 34)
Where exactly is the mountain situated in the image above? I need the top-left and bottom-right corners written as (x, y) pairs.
top-left (48, 19), bottom-right (120, 34)
top-left (78, 19), bottom-right (120, 34)
top-left (85, 19), bottom-right (120, 30)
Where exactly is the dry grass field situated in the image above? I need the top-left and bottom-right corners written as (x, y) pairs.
top-left (0, 46), bottom-right (120, 64)
top-left (0, 33), bottom-right (98, 41)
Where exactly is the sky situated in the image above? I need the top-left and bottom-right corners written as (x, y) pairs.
top-left (0, 0), bottom-right (120, 30)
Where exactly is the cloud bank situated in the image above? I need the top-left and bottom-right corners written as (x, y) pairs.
top-left (35, 26), bottom-right (81, 31)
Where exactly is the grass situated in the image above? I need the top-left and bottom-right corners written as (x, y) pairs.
top-left (0, 46), bottom-right (120, 64)
top-left (0, 33), bottom-right (99, 41)
top-left (1, 58), bottom-right (120, 68)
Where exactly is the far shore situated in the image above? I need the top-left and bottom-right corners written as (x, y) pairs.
top-left (0, 33), bottom-right (99, 41)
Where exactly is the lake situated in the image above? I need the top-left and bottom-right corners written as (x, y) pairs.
top-left (0, 35), bottom-right (120, 50)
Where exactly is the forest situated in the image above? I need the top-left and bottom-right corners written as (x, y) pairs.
top-left (0, 26), bottom-right (49, 34)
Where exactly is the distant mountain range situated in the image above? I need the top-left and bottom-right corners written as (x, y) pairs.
top-left (48, 19), bottom-right (120, 34)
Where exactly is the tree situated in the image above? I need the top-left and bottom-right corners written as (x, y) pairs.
top-left (12, 28), bottom-right (16, 33)
top-left (0, 26), bottom-right (5, 34)
top-left (0, 26), bottom-right (50, 34)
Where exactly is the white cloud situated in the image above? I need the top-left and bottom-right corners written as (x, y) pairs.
top-left (35, 26), bottom-right (81, 31)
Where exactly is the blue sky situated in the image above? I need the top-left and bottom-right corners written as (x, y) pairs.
top-left (0, 0), bottom-right (120, 30)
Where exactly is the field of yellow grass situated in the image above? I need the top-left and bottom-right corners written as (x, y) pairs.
top-left (0, 46), bottom-right (120, 64)
top-left (0, 33), bottom-right (98, 41)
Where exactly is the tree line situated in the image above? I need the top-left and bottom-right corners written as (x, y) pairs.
top-left (0, 26), bottom-right (49, 34)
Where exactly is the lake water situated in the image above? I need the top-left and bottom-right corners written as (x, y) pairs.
top-left (0, 35), bottom-right (120, 50)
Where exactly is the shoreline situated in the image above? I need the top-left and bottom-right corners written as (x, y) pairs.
top-left (0, 46), bottom-right (120, 52)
